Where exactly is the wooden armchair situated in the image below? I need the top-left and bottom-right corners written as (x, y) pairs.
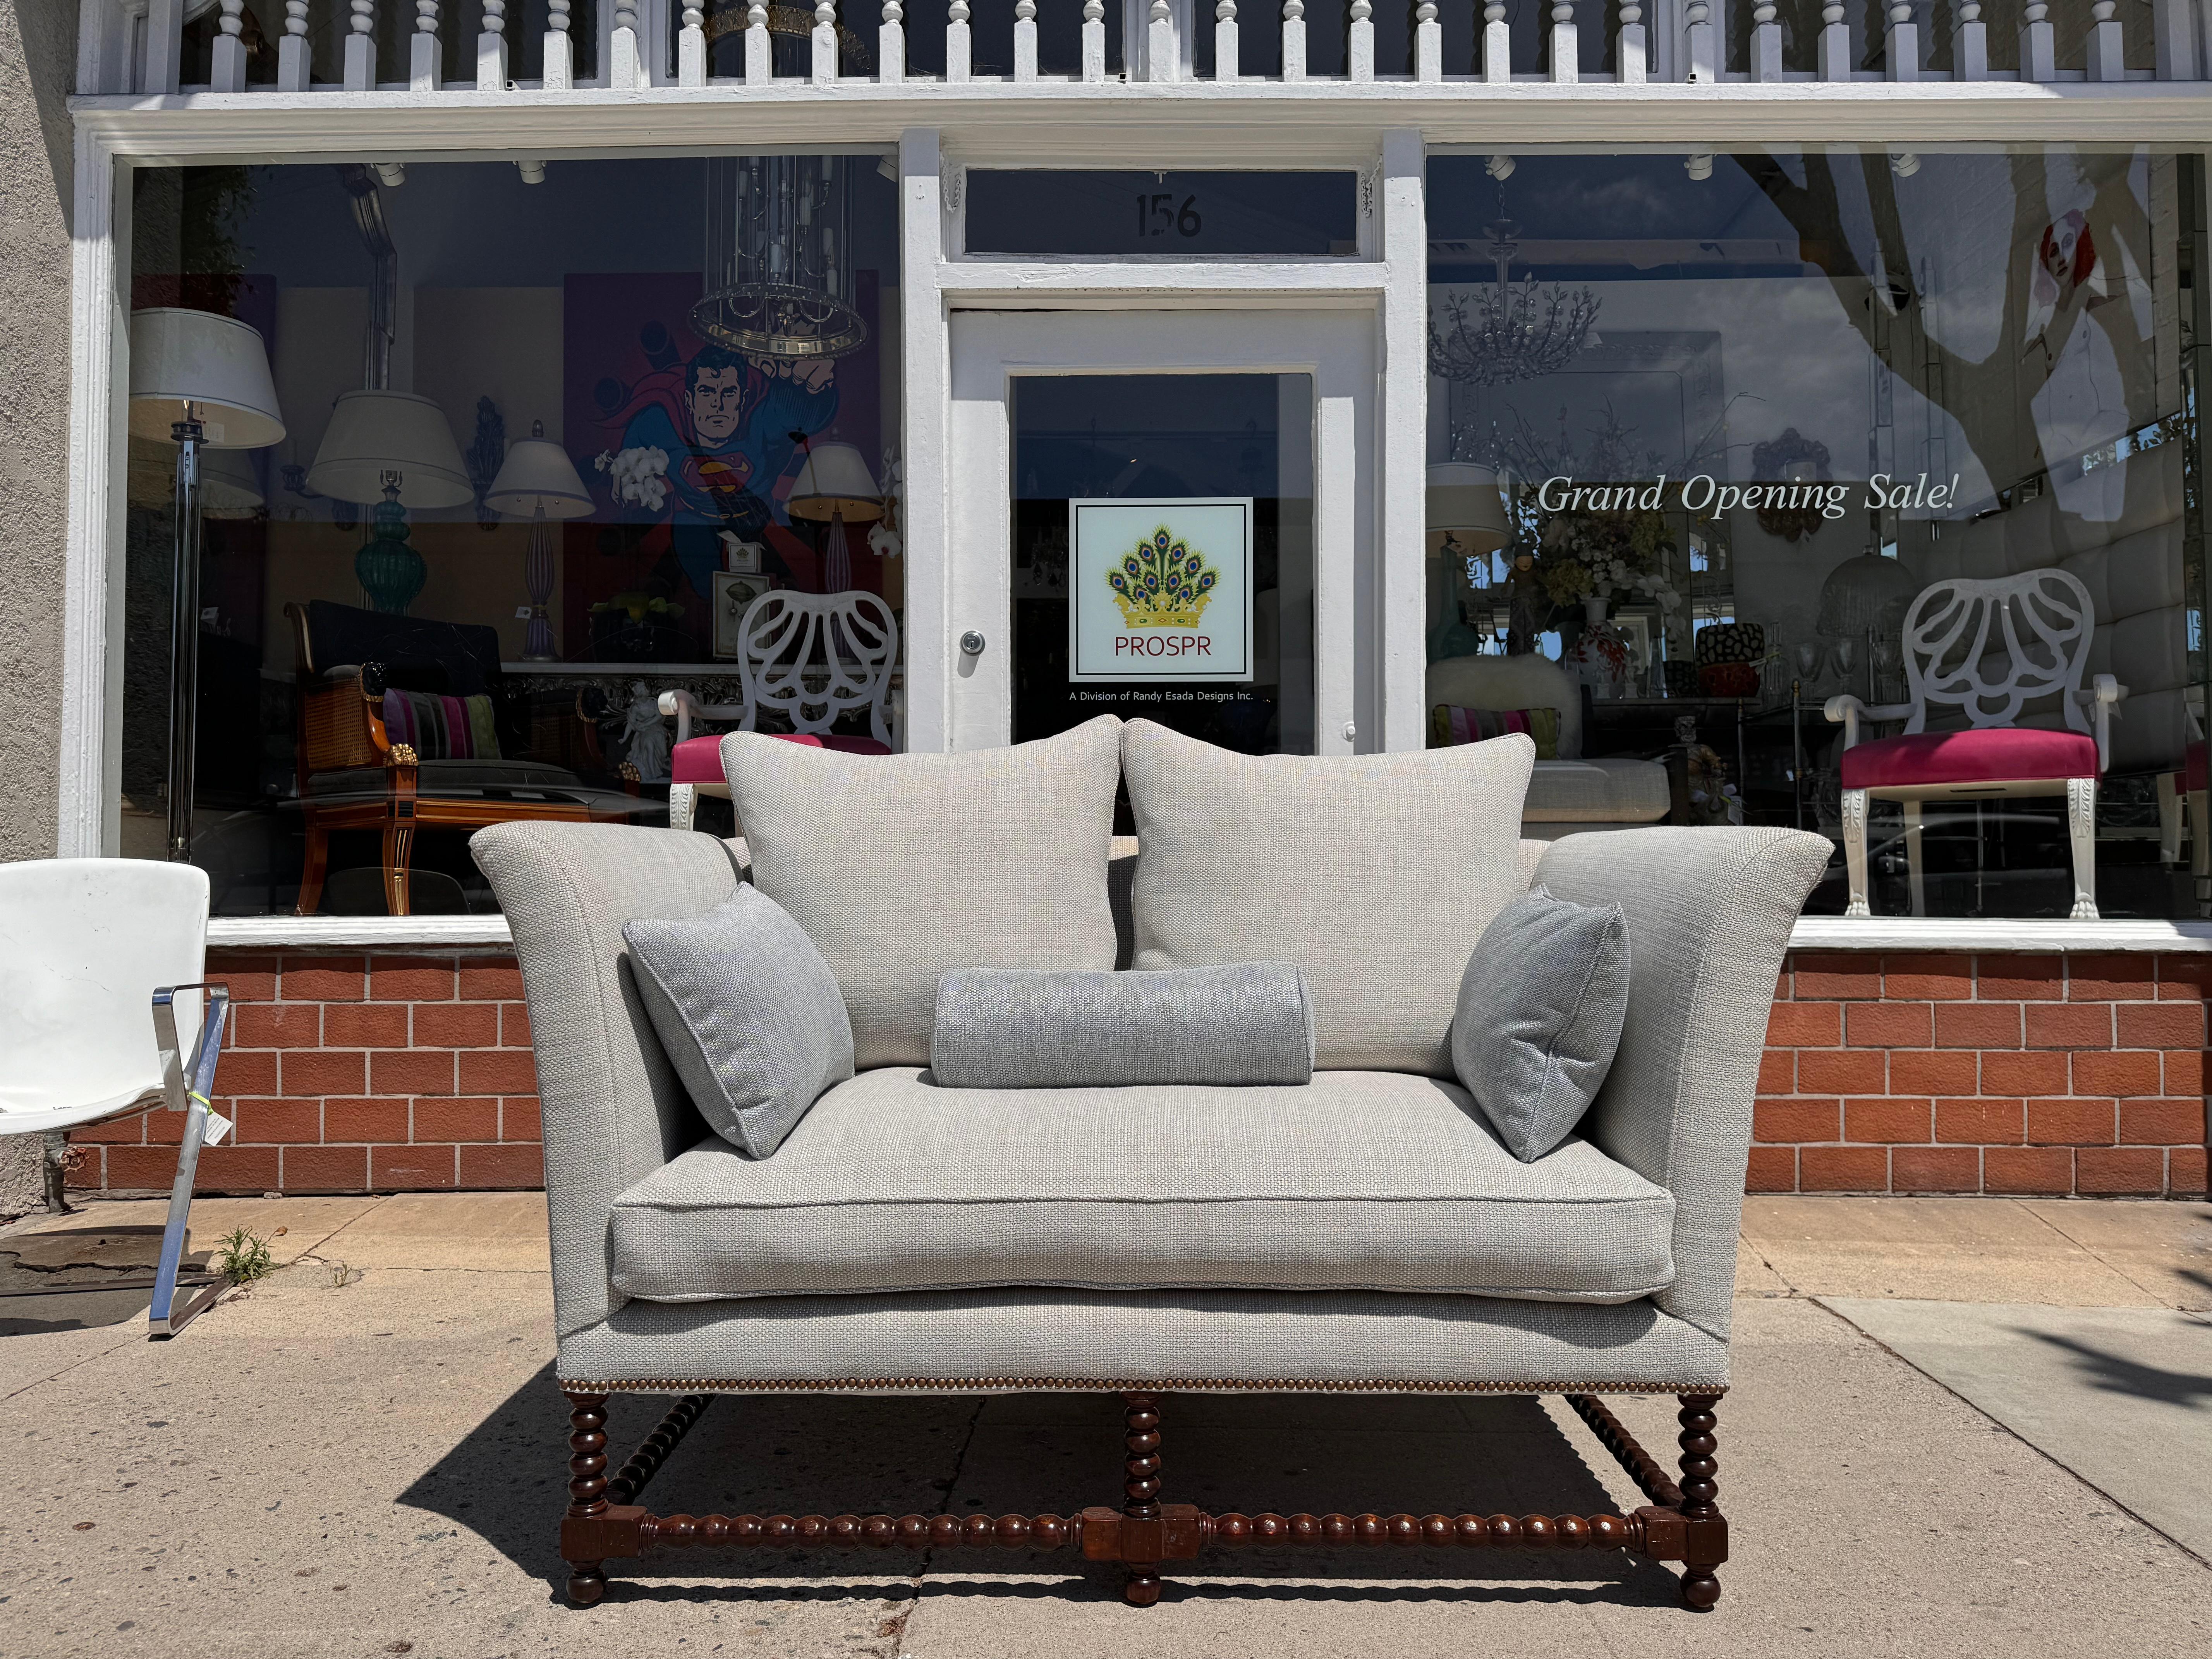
top-left (287, 600), bottom-right (642, 917)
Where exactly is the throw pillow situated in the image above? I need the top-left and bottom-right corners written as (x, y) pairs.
top-left (1430, 703), bottom-right (1560, 759)
top-left (1451, 884), bottom-right (1630, 1163)
top-left (622, 885), bottom-right (855, 1158)
top-left (381, 688), bottom-right (501, 760)
top-left (1120, 719), bottom-right (1535, 1074)
top-left (723, 715), bottom-right (1123, 1068)
top-left (931, 962), bottom-right (1314, 1088)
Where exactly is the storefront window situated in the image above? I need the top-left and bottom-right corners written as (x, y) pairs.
top-left (123, 155), bottom-right (902, 916)
top-left (1427, 149), bottom-right (2206, 920)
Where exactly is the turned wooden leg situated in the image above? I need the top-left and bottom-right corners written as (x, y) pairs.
top-left (1676, 1393), bottom-right (1722, 1611)
top-left (564, 1391), bottom-right (610, 1607)
top-left (1121, 1391), bottom-right (1163, 1607)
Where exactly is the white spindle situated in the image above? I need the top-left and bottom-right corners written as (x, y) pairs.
top-left (881, 0), bottom-right (904, 79)
top-left (1549, 0), bottom-right (1575, 80)
top-left (814, 0), bottom-right (838, 81)
top-left (676, 0), bottom-right (702, 81)
top-left (2020, 0), bottom-right (2052, 79)
top-left (1750, 0), bottom-right (1779, 75)
top-left (412, 0), bottom-right (441, 88)
top-left (1014, 0), bottom-right (1036, 76)
top-left (1414, 0), bottom-right (1439, 78)
top-left (1348, 0), bottom-right (1372, 77)
top-left (1080, 0), bottom-right (1103, 76)
top-left (1952, 0), bottom-right (1985, 76)
top-left (1615, 0), bottom-right (1643, 79)
top-left (947, 0), bottom-right (970, 79)
top-left (1482, 0), bottom-right (1508, 79)
top-left (480, 0), bottom-right (510, 87)
top-left (2149, 0), bottom-right (2195, 79)
top-left (1216, 0), bottom-right (1238, 79)
top-left (1819, 0), bottom-right (1848, 76)
top-left (278, 0), bottom-right (310, 87)
top-left (1685, 152), bottom-right (1713, 179)
top-left (745, 0), bottom-right (769, 79)
top-left (146, 0), bottom-right (183, 91)
top-left (1281, 0), bottom-right (1305, 77)
top-left (2087, 0), bottom-right (2123, 77)
top-left (1682, 0), bottom-right (1712, 79)
top-left (1884, 0), bottom-right (1917, 78)
top-left (544, 0), bottom-right (572, 88)
top-left (210, 0), bottom-right (247, 86)
top-left (611, 0), bottom-right (642, 88)
top-left (344, 0), bottom-right (375, 87)
top-left (1147, 0), bottom-right (1175, 78)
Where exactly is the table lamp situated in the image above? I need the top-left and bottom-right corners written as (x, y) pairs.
top-left (127, 307), bottom-right (286, 866)
top-left (787, 440), bottom-right (883, 594)
top-left (486, 423), bottom-right (594, 661)
top-left (306, 389), bottom-right (473, 614)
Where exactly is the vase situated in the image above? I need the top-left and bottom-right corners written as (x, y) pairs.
top-left (1567, 596), bottom-right (1633, 700)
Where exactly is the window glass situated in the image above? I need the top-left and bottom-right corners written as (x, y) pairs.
top-left (1427, 150), bottom-right (2206, 920)
top-left (124, 156), bottom-right (902, 916)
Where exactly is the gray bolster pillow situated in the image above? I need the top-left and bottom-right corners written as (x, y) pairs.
top-left (930, 963), bottom-right (1316, 1089)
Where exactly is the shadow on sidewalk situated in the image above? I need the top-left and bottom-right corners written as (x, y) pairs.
top-left (398, 1366), bottom-right (1681, 1608)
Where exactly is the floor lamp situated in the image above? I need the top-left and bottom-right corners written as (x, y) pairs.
top-left (128, 308), bottom-right (286, 865)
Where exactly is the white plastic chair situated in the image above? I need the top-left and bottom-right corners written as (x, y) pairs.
top-left (0, 859), bottom-right (233, 1338)
top-left (661, 589), bottom-right (902, 832)
top-left (1825, 569), bottom-right (2123, 919)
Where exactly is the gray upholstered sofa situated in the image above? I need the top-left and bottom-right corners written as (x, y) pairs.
top-left (473, 716), bottom-right (1828, 1613)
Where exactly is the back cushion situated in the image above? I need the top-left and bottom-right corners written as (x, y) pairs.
top-left (382, 689), bottom-right (501, 760)
top-left (1120, 720), bottom-right (1535, 1074)
top-left (724, 715), bottom-right (1124, 1068)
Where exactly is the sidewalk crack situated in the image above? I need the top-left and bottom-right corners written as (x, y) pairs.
top-left (872, 1395), bottom-right (987, 1657)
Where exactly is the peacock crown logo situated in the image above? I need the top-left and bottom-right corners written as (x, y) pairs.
top-left (1109, 527), bottom-right (1221, 629)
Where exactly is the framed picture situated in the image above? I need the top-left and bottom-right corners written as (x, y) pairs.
top-left (712, 572), bottom-right (774, 659)
top-left (718, 531), bottom-right (766, 574)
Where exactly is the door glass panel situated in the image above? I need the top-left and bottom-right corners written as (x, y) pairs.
top-left (1010, 373), bottom-right (1316, 756)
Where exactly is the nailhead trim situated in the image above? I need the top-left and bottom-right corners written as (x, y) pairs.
top-left (558, 1374), bottom-right (1730, 1396)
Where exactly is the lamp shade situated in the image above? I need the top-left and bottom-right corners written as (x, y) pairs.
top-left (486, 436), bottom-right (594, 520)
top-left (1426, 462), bottom-right (1510, 554)
top-left (787, 441), bottom-right (883, 523)
top-left (306, 390), bottom-right (473, 509)
top-left (127, 307), bottom-right (285, 450)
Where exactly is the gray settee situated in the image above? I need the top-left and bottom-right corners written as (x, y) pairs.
top-left (474, 716), bottom-right (1827, 1613)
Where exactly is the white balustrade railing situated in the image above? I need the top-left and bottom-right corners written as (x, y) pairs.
top-left (79, 0), bottom-right (2200, 94)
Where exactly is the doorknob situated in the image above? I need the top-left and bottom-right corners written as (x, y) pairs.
top-left (959, 630), bottom-right (987, 656)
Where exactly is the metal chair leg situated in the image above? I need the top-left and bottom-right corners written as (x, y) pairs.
top-left (1902, 800), bottom-right (1926, 918)
top-left (149, 983), bottom-right (230, 1340)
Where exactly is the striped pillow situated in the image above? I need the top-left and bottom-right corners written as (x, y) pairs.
top-left (1429, 703), bottom-right (1559, 760)
top-left (381, 689), bottom-right (502, 761)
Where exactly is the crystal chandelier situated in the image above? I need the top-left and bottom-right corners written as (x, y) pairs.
top-left (692, 155), bottom-right (868, 362)
top-left (1427, 220), bottom-right (1600, 388)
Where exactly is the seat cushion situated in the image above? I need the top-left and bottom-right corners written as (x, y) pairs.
top-left (606, 1067), bottom-right (1676, 1303)
top-left (672, 732), bottom-right (892, 785)
top-left (1841, 727), bottom-right (2100, 790)
top-left (1120, 720), bottom-right (1534, 1074)
top-left (1523, 759), bottom-right (1672, 823)
top-left (724, 716), bottom-right (1123, 1068)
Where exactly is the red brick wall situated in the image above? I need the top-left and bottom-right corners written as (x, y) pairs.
top-left (1755, 952), bottom-right (2209, 1198)
top-left (70, 946), bottom-right (2212, 1200)
top-left (66, 950), bottom-right (545, 1195)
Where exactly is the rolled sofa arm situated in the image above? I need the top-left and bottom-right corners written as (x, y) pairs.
top-left (472, 822), bottom-right (748, 1339)
top-left (1534, 826), bottom-right (1832, 1344)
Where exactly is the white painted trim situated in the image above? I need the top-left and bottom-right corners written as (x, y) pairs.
top-left (1787, 917), bottom-right (2212, 952)
top-left (1377, 127), bottom-right (1426, 753)
top-left (66, 84), bottom-right (2212, 168)
top-left (60, 130), bottom-right (121, 860)
top-left (194, 912), bottom-right (2212, 954)
top-left (899, 126), bottom-right (950, 754)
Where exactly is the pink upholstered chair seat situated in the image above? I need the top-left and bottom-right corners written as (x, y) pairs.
top-left (1840, 727), bottom-right (2100, 792)
top-left (670, 732), bottom-right (892, 786)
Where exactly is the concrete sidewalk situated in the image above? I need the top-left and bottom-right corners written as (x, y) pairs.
top-left (0, 1193), bottom-right (2206, 1659)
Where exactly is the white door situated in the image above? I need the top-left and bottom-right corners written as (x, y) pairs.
top-left (934, 308), bottom-right (1376, 756)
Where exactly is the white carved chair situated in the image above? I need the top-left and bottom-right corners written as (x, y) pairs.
top-left (1825, 568), bottom-right (2122, 919)
top-left (663, 589), bottom-right (902, 832)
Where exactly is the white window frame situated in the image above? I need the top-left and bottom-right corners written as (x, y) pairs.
top-left (56, 93), bottom-right (2212, 949)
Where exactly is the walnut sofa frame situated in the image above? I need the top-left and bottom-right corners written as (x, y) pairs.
top-left (557, 1383), bottom-right (1727, 1611)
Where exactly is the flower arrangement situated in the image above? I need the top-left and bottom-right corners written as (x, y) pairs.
top-left (595, 445), bottom-right (671, 512)
top-left (1531, 501), bottom-right (1685, 622)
